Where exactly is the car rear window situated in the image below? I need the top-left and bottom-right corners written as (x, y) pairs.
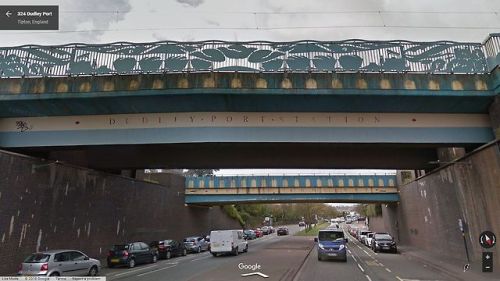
top-left (318, 231), bottom-right (345, 241)
top-left (375, 234), bottom-right (393, 240)
top-left (184, 238), bottom-right (196, 242)
top-left (24, 254), bottom-right (50, 263)
top-left (112, 245), bottom-right (129, 250)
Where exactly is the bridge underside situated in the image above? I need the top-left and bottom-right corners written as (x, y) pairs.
top-left (185, 192), bottom-right (400, 205)
top-left (12, 142), bottom-right (456, 170)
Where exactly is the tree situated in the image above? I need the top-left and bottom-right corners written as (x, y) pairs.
top-left (183, 169), bottom-right (219, 177)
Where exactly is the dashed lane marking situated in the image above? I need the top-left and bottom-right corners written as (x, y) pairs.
top-left (365, 275), bottom-right (373, 281)
top-left (111, 264), bottom-right (159, 277)
top-left (136, 265), bottom-right (177, 277)
top-left (385, 268), bottom-right (392, 273)
top-left (357, 263), bottom-right (365, 273)
top-left (190, 255), bottom-right (211, 262)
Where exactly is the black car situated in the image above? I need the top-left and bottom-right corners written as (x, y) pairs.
top-left (277, 227), bottom-right (289, 236)
top-left (371, 233), bottom-right (397, 253)
top-left (107, 242), bottom-right (157, 268)
top-left (149, 240), bottom-right (187, 259)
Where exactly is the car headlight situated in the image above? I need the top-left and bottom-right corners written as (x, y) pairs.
top-left (339, 244), bottom-right (345, 250)
top-left (318, 243), bottom-right (325, 250)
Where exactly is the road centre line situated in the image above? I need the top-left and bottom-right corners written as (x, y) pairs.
top-left (365, 275), bottom-right (373, 281)
top-left (137, 265), bottom-right (177, 276)
top-left (385, 267), bottom-right (392, 272)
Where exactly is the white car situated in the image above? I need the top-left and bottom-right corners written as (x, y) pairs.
top-left (210, 230), bottom-right (248, 256)
top-left (364, 233), bottom-right (375, 247)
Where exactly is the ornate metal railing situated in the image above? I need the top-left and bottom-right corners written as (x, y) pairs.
top-left (1, 34), bottom-right (499, 78)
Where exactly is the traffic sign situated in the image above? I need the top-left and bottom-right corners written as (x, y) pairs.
top-left (479, 231), bottom-right (496, 249)
top-left (482, 252), bottom-right (493, 272)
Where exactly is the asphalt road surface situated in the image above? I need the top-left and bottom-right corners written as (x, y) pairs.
top-left (102, 224), bottom-right (452, 281)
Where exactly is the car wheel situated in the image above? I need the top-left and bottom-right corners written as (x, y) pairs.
top-left (152, 254), bottom-right (158, 263)
top-left (166, 251), bottom-right (171, 259)
top-left (128, 258), bottom-right (136, 268)
top-left (49, 272), bottom-right (60, 277)
top-left (88, 266), bottom-right (98, 276)
top-left (243, 244), bottom-right (248, 253)
top-left (183, 248), bottom-right (187, 256)
top-left (233, 247), bottom-right (239, 256)
top-left (317, 255), bottom-right (322, 261)
top-left (197, 246), bottom-right (201, 253)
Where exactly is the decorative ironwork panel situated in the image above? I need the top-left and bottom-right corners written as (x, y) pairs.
top-left (1, 36), bottom-right (498, 78)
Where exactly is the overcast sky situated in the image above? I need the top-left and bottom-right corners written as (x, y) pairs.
top-left (1, 0), bottom-right (499, 46)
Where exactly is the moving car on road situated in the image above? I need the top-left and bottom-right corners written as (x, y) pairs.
top-left (210, 230), bottom-right (248, 256)
top-left (277, 226), bottom-right (289, 236)
top-left (149, 240), bottom-right (187, 259)
top-left (18, 250), bottom-right (101, 276)
top-left (107, 242), bottom-right (157, 268)
top-left (261, 226), bottom-right (271, 235)
top-left (315, 229), bottom-right (348, 262)
top-left (371, 233), bottom-right (397, 253)
top-left (183, 236), bottom-right (210, 253)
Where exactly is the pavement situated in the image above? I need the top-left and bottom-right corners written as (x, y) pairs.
top-left (398, 245), bottom-right (500, 281)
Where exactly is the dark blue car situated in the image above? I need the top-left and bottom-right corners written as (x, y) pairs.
top-left (315, 229), bottom-right (348, 262)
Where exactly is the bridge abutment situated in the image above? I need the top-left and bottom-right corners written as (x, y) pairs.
top-left (373, 141), bottom-right (500, 268)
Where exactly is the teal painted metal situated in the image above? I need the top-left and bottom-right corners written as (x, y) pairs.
top-left (1, 34), bottom-right (499, 78)
top-left (184, 193), bottom-right (400, 204)
top-left (185, 175), bottom-right (397, 188)
top-left (0, 127), bottom-right (493, 148)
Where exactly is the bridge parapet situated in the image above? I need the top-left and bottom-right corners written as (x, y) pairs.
top-left (185, 175), bottom-right (397, 189)
top-left (1, 35), bottom-right (499, 78)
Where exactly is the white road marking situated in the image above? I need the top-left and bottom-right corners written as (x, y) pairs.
top-left (357, 263), bottom-right (365, 273)
top-left (363, 249), bottom-right (372, 256)
top-left (365, 275), bottom-right (373, 281)
top-left (385, 267), bottom-right (392, 273)
top-left (137, 265), bottom-right (177, 276)
top-left (111, 264), bottom-right (159, 277)
top-left (190, 255), bottom-right (211, 262)
top-left (396, 277), bottom-right (403, 281)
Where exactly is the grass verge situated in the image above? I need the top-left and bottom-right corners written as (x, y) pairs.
top-left (295, 222), bottom-right (329, 236)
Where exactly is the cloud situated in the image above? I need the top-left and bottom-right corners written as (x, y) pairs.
top-left (176, 0), bottom-right (204, 7)
top-left (60, 0), bottom-right (132, 41)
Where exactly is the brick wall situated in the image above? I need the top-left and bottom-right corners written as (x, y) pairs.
top-left (0, 151), bottom-right (239, 275)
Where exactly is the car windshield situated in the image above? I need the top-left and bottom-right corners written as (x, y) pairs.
top-left (375, 234), bottom-right (393, 240)
top-left (24, 253), bottom-right (50, 263)
top-left (361, 231), bottom-right (370, 235)
top-left (184, 238), bottom-right (197, 242)
top-left (318, 231), bottom-right (345, 241)
top-left (112, 245), bottom-right (129, 250)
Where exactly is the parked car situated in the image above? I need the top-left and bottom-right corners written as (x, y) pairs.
top-left (149, 240), bottom-right (187, 259)
top-left (183, 236), bottom-right (210, 253)
top-left (107, 242), bottom-right (157, 268)
top-left (243, 229), bottom-right (257, 240)
top-left (261, 226), bottom-right (271, 235)
top-left (210, 230), bottom-right (248, 256)
top-left (254, 228), bottom-right (263, 238)
top-left (277, 227), bottom-right (289, 236)
top-left (364, 233), bottom-right (375, 247)
top-left (315, 229), bottom-right (348, 262)
top-left (18, 250), bottom-right (101, 276)
top-left (298, 221), bottom-right (306, 227)
top-left (269, 226), bottom-right (275, 234)
top-left (371, 233), bottom-right (397, 253)
top-left (358, 230), bottom-right (372, 243)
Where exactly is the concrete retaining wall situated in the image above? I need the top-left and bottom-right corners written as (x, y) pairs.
top-left (0, 151), bottom-right (239, 275)
top-left (376, 141), bottom-right (500, 266)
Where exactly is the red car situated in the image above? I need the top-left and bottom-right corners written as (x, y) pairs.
top-left (254, 228), bottom-right (263, 238)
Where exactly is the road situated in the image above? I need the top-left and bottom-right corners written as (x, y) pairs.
top-left (101, 224), bottom-right (452, 281)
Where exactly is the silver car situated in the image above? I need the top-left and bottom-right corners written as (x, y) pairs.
top-left (183, 236), bottom-right (210, 253)
top-left (18, 250), bottom-right (101, 276)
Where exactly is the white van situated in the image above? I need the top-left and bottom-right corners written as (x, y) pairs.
top-left (209, 230), bottom-right (248, 256)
